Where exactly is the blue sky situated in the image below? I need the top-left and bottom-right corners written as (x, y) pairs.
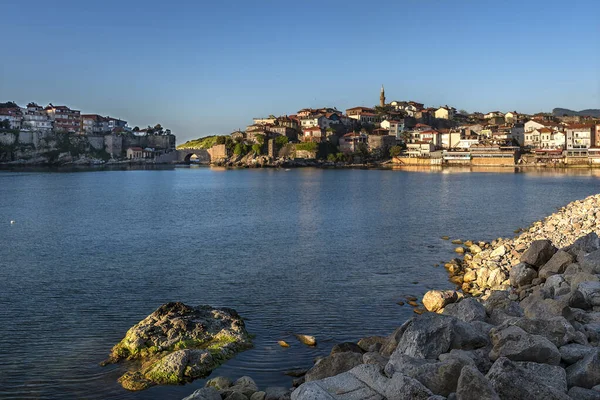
top-left (1, 0), bottom-right (599, 142)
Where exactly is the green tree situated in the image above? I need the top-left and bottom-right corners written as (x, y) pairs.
top-left (389, 145), bottom-right (403, 158)
top-left (234, 143), bottom-right (249, 156)
top-left (133, 126), bottom-right (140, 132)
top-left (357, 142), bottom-right (369, 157)
top-left (327, 153), bottom-right (337, 162)
top-left (255, 134), bottom-right (266, 145)
top-left (215, 136), bottom-right (227, 145)
top-left (275, 135), bottom-right (289, 146)
top-left (252, 143), bottom-right (262, 155)
top-left (0, 119), bottom-right (10, 130)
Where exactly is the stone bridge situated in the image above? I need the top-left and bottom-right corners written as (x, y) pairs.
top-left (176, 148), bottom-right (212, 164)
top-left (176, 144), bottom-right (229, 164)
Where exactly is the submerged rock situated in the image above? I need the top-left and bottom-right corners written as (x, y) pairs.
top-left (102, 302), bottom-right (252, 391)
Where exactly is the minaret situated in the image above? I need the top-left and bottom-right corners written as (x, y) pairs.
top-left (380, 85), bottom-right (386, 107)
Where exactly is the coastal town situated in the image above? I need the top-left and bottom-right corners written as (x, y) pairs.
top-left (179, 86), bottom-right (600, 168)
top-left (2, 90), bottom-right (600, 167)
top-left (0, 101), bottom-right (176, 164)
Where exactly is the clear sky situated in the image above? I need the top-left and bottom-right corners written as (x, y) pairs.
top-left (1, 0), bottom-right (599, 143)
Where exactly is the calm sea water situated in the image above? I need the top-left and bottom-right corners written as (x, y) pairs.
top-left (1, 166), bottom-right (600, 399)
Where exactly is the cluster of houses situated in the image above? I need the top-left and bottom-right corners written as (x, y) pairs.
top-left (219, 85), bottom-right (600, 165)
top-left (0, 101), bottom-right (176, 160)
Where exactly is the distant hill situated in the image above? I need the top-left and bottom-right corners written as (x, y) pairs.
top-left (553, 108), bottom-right (600, 118)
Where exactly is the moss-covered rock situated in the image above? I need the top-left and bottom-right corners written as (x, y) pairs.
top-left (102, 302), bottom-right (252, 391)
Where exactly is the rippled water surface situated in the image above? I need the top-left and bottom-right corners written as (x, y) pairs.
top-left (1, 167), bottom-right (600, 399)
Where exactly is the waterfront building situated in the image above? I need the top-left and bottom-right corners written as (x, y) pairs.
top-left (406, 142), bottom-right (435, 157)
top-left (301, 126), bottom-right (325, 143)
top-left (106, 117), bottom-right (127, 131)
top-left (339, 132), bottom-right (367, 153)
top-left (22, 103), bottom-right (53, 132)
top-left (0, 107), bottom-right (23, 129)
top-left (126, 147), bottom-right (143, 159)
top-left (441, 130), bottom-right (462, 149)
top-left (82, 114), bottom-right (107, 134)
top-left (565, 124), bottom-right (594, 150)
top-left (44, 104), bottom-right (81, 133)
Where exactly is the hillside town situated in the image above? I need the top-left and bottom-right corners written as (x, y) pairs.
top-left (0, 101), bottom-right (176, 164)
top-left (179, 86), bottom-right (600, 167)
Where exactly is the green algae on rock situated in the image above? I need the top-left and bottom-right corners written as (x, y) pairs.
top-left (101, 302), bottom-right (252, 391)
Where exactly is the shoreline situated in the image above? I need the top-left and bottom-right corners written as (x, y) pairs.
top-left (181, 193), bottom-right (600, 400)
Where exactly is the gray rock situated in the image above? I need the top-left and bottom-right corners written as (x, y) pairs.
top-left (427, 397), bottom-right (446, 400)
top-left (265, 387), bottom-right (290, 400)
top-left (363, 352), bottom-right (388, 368)
top-left (568, 386), bottom-right (600, 400)
top-left (582, 250), bottom-right (600, 273)
top-left (522, 296), bottom-right (573, 321)
top-left (291, 370), bottom-right (383, 400)
top-left (579, 281), bottom-right (600, 307)
top-left (456, 365), bottom-right (499, 400)
top-left (570, 272), bottom-right (600, 292)
top-left (331, 342), bottom-right (364, 355)
top-left (485, 357), bottom-right (570, 400)
top-left (385, 354), bottom-right (468, 396)
top-left (521, 240), bottom-right (557, 269)
top-left (357, 336), bottom-right (386, 353)
top-left (567, 233), bottom-right (600, 261)
top-left (566, 350), bottom-right (600, 389)
top-left (394, 313), bottom-right (488, 360)
top-left (183, 387), bottom-right (222, 400)
top-left (539, 250), bottom-right (574, 280)
top-left (442, 298), bottom-right (487, 323)
top-left (509, 263), bottom-right (537, 288)
top-left (583, 323), bottom-right (600, 346)
top-left (221, 377), bottom-right (259, 398)
top-left (545, 274), bottom-right (567, 294)
top-left (206, 376), bottom-right (232, 390)
top-left (560, 343), bottom-right (597, 365)
top-left (348, 364), bottom-right (433, 400)
top-left (470, 321), bottom-right (495, 337)
top-left (496, 316), bottom-right (577, 347)
top-left (439, 348), bottom-right (493, 374)
top-left (489, 325), bottom-right (561, 365)
top-left (380, 319), bottom-right (413, 357)
top-left (250, 392), bottom-right (266, 400)
top-left (304, 352), bottom-right (363, 382)
top-left (224, 392), bottom-right (248, 400)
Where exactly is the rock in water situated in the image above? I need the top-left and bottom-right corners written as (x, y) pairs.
top-left (294, 334), bottom-right (316, 346)
top-left (277, 340), bottom-right (290, 348)
top-left (101, 302), bottom-right (252, 391)
top-left (422, 290), bottom-right (459, 312)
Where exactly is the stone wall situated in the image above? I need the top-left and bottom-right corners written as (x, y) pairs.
top-left (471, 157), bottom-right (515, 166)
top-left (104, 135), bottom-right (123, 157)
top-left (207, 144), bottom-right (229, 160)
top-left (393, 157), bottom-right (442, 165)
top-left (0, 132), bottom-right (17, 145)
top-left (87, 135), bottom-right (105, 150)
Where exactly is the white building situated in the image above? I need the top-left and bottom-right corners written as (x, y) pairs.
top-left (0, 108), bottom-right (23, 129)
top-left (380, 119), bottom-right (404, 139)
top-left (22, 104), bottom-right (53, 132)
top-left (566, 124), bottom-right (593, 150)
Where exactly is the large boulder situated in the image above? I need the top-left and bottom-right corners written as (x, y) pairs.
top-left (442, 298), bottom-right (487, 323)
top-left (103, 302), bottom-right (252, 391)
top-left (538, 250), bottom-right (574, 280)
top-left (509, 263), bottom-right (537, 288)
top-left (573, 281), bottom-right (600, 309)
top-left (221, 376), bottom-right (259, 398)
top-left (560, 343), bottom-right (597, 365)
top-left (380, 319), bottom-right (413, 357)
top-left (304, 352), bottom-right (363, 382)
top-left (393, 313), bottom-right (488, 360)
top-left (582, 249), bottom-right (600, 273)
top-left (456, 365), bottom-right (499, 400)
top-left (183, 387), bottom-right (221, 400)
top-left (496, 316), bottom-right (577, 347)
top-left (422, 290), bottom-right (459, 313)
top-left (566, 233), bottom-right (600, 261)
top-left (568, 386), bottom-right (600, 400)
top-left (292, 364), bottom-right (433, 400)
top-left (489, 325), bottom-right (561, 365)
top-left (485, 357), bottom-right (570, 400)
top-left (566, 350), bottom-right (600, 389)
top-left (439, 348), bottom-right (493, 375)
top-left (384, 354), bottom-right (469, 396)
top-left (521, 240), bottom-right (557, 269)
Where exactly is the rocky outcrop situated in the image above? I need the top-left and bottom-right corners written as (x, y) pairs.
top-left (289, 194), bottom-right (600, 400)
top-left (102, 302), bottom-right (252, 391)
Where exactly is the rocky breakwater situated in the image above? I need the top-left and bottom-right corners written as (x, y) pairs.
top-left (442, 194), bottom-right (600, 297)
top-left (280, 195), bottom-right (600, 399)
top-left (102, 302), bottom-right (252, 391)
